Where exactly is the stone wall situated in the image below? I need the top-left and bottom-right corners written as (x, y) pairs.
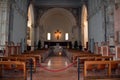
top-left (36, 7), bottom-right (79, 47)
top-left (0, 0), bottom-right (9, 47)
top-left (114, 0), bottom-right (120, 43)
top-left (0, 0), bottom-right (29, 52)
top-left (87, 0), bottom-right (115, 52)
top-left (11, 0), bottom-right (29, 52)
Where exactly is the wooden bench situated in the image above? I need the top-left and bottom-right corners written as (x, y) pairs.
top-left (84, 60), bottom-right (120, 80)
top-left (78, 56), bottom-right (113, 64)
top-left (95, 56), bottom-right (113, 61)
top-left (21, 49), bottom-right (49, 62)
top-left (72, 53), bottom-right (101, 62)
top-left (11, 54), bottom-right (40, 64)
top-left (0, 56), bottom-right (36, 72)
top-left (77, 56), bottom-right (95, 68)
top-left (23, 54), bottom-right (41, 63)
top-left (11, 53), bottom-right (41, 63)
top-left (16, 56), bottom-right (36, 72)
top-left (0, 61), bottom-right (27, 80)
top-left (17, 53), bottom-right (41, 63)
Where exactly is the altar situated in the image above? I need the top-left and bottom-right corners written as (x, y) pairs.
top-left (53, 43), bottom-right (63, 56)
top-left (44, 41), bottom-right (72, 48)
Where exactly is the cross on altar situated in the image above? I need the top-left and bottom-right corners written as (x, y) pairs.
top-left (55, 29), bottom-right (61, 40)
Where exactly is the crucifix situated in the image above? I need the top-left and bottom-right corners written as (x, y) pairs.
top-left (55, 29), bottom-right (61, 40)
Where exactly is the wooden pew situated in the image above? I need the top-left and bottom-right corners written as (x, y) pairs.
top-left (73, 53), bottom-right (101, 62)
top-left (95, 56), bottom-right (113, 61)
top-left (77, 56), bottom-right (95, 68)
top-left (78, 56), bottom-right (113, 63)
top-left (84, 60), bottom-right (120, 80)
top-left (0, 56), bottom-right (36, 72)
top-left (77, 56), bottom-right (113, 68)
top-left (21, 49), bottom-right (49, 62)
top-left (0, 61), bottom-right (27, 80)
top-left (11, 54), bottom-right (41, 64)
top-left (16, 56), bottom-right (36, 72)
top-left (0, 57), bottom-right (17, 70)
top-left (78, 56), bottom-right (95, 64)
top-left (20, 54), bottom-right (41, 63)
top-left (95, 56), bottom-right (113, 71)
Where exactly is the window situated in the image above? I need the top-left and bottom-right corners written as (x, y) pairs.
top-left (47, 33), bottom-right (51, 40)
top-left (65, 33), bottom-right (69, 40)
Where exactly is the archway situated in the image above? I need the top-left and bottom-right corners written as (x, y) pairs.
top-left (38, 8), bottom-right (77, 47)
top-left (27, 4), bottom-right (34, 50)
top-left (40, 8), bottom-right (76, 26)
top-left (81, 5), bottom-right (88, 50)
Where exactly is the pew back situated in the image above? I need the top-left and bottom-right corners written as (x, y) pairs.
top-left (0, 61), bottom-right (26, 80)
top-left (84, 60), bottom-right (120, 79)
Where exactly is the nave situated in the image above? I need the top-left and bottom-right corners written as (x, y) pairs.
top-left (29, 56), bottom-right (79, 80)
top-left (1, 48), bottom-right (120, 80)
top-left (27, 51), bottom-right (120, 80)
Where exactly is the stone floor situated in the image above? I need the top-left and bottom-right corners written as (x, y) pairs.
top-left (27, 56), bottom-right (81, 80)
top-left (1, 56), bottom-right (120, 80)
top-left (27, 56), bottom-right (120, 80)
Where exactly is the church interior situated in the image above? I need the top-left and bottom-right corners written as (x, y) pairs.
top-left (0, 0), bottom-right (120, 80)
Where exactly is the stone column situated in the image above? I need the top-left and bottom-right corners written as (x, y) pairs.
top-left (103, 0), bottom-right (114, 42)
top-left (31, 24), bottom-right (35, 50)
top-left (0, 0), bottom-right (9, 48)
top-left (78, 7), bottom-right (81, 45)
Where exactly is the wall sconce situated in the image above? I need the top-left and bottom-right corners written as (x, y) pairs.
top-left (55, 29), bottom-right (61, 40)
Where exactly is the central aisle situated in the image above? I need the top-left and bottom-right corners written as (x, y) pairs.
top-left (45, 56), bottom-right (70, 69)
top-left (29, 56), bottom-right (82, 80)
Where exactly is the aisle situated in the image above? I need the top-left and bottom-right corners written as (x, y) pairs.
top-left (28, 56), bottom-right (82, 80)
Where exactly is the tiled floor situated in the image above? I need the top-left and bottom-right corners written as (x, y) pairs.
top-left (27, 56), bottom-right (81, 80)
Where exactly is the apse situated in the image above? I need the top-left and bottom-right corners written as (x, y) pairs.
top-left (39, 8), bottom-right (76, 42)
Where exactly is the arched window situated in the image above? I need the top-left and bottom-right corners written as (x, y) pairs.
top-left (47, 33), bottom-right (51, 40)
top-left (65, 33), bottom-right (69, 40)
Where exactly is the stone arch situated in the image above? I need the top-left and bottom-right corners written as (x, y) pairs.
top-left (39, 8), bottom-right (77, 42)
top-left (40, 8), bottom-right (76, 26)
top-left (81, 4), bottom-right (88, 50)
